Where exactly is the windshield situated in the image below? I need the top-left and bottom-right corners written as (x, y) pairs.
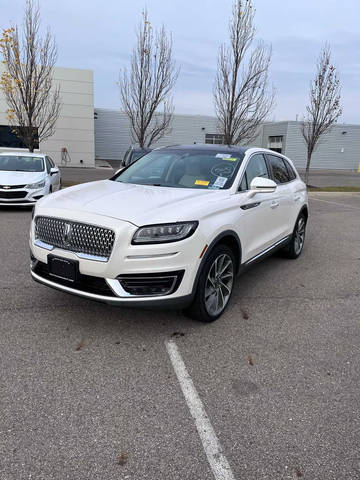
top-left (114, 149), bottom-right (245, 190)
top-left (132, 150), bottom-right (149, 162)
top-left (0, 155), bottom-right (44, 172)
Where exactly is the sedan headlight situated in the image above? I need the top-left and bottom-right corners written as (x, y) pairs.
top-left (132, 221), bottom-right (198, 244)
top-left (26, 180), bottom-right (45, 190)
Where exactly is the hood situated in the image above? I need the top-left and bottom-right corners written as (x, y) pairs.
top-left (0, 170), bottom-right (45, 186)
top-left (38, 180), bottom-right (230, 225)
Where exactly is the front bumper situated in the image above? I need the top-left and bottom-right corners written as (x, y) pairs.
top-left (0, 186), bottom-right (47, 206)
top-left (30, 268), bottom-right (194, 308)
top-left (29, 211), bottom-right (206, 307)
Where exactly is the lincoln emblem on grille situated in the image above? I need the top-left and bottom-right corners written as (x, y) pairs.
top-left (63, 223), bottom-right (72, 246)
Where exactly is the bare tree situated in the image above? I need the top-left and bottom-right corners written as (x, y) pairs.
top-left (0, 0), bottom-right (61, 152)
top-left (301, 45), bottom-right (342, 185)
top-left (214, 0), bottom-right (274, 146)
top-left (119, 9), bottom-right (179, 148)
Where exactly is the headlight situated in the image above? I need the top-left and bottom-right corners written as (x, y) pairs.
top-left (26, 180), bottom-right (45, 189)
top-left (132, 221), bottom-right (198, 244)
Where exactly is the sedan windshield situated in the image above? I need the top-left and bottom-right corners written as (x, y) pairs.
top-left (114, 149), bottom-right (245, 190)
top-left (0, 155), bottom-right (44, 172)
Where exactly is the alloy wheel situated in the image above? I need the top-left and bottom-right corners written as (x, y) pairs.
top-left (294, 217), bottom-right (306, 255)
top-left (204, 253), bottom-right (234, 316)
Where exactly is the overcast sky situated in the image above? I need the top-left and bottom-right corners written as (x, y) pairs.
top-left (1, 0), bottom-right (359, 123)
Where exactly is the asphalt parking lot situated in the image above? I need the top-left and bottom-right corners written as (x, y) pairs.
top-left (1, 193), bottom-right (360, 480)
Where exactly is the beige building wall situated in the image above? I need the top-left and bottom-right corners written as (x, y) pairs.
top-left (0, 66), bottom-right (95, 167)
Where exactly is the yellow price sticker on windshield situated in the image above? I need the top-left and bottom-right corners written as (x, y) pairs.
top-left (195, 179), bottom-right (209, 186)
top-left (222, 157), bottom-right (238, 162)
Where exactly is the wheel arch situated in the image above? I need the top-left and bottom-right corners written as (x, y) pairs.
top-left (191, 230), bottom-right (242, 295)
top-left (289, 205), bottom-right (308, 239)
top-left (299, 204), bottom-right (309, 222)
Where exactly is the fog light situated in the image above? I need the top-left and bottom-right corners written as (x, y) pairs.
top-left (117, 271), bottom-right (184, 296)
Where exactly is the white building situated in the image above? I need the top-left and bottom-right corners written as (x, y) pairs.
top-left (95, 109), bottom-right (360, 171)
top-left (0, 66), bottom-right (95, 167)
top-left (1, 64), bottom-right (358, 171)
top-left (254, 121), bottom-right (360, 170)
top-left (95, 109), bottom-right (218, 162)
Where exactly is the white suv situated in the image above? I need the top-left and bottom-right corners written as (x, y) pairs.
top-left (30, 145), bottom-right (308, 322)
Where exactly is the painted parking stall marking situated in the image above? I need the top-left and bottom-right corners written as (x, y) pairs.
top-left (310, 196), bottom-right (360, 210)
top-left (165, 340), bottom-right (236, 480)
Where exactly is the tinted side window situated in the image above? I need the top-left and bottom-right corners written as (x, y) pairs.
top-left (268, 155), bottom-right (291, 184)
top-left (283, 159), bottom-right (296, 180)
top-left (239, 174), bottom-right (248, 191)
top-left (48, 156), bottom-right (55, 168)
top-left (123, 148), bottom-right (131, 166)
top-left (239, 154), bottom-right (269, 191)
top-left (131, 151), bottom-right (147, 163)
top-left (45, 157), bottom-right (52, 173)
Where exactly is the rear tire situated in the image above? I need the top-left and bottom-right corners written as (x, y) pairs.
top-left (184, 245), bottom-right (235, 323)
top-left (282, 213), bottom-right (307, 259)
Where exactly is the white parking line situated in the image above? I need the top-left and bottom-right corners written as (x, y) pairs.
top-left (165, 340), bottom-right (236, 480)
top-left (310, 197), bottom-right (360, 210)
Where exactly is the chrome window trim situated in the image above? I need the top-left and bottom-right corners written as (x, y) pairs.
top-left (236, 152), bottom-right (270, 193)
top-left (265, 153), bottom-right (298, 185)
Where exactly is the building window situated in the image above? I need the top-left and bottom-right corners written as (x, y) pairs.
top-left (0, 125), bottom-right (39, 149)
top-left (205, 133), bottom-right (225, 145)
top-left (268, 135), bottom-right (283, 153)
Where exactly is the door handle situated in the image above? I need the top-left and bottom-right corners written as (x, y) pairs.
top-left (270, 201), bottom-right (280, 209)
top-left (241, 202), bottom-right (261, 210)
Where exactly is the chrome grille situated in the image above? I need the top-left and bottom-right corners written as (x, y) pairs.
top-left (35, 216), bottom-right (115, 260)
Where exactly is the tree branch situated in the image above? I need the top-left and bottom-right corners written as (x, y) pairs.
top-left (119, 9), bottom-right (179, 148)
top-left (0, 0), bottom-right (61, 152)
top-left (213, 0), bottom-right (274, 146)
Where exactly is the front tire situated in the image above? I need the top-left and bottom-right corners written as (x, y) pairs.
top-left (184, 245), bottom-right (235, 323)
top-left (282, 213), bottom-right (307, 259)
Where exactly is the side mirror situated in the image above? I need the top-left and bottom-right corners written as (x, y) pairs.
top-left (248, 177), bottom-right (277, 198)
top-left (50, 167), bottom-right (59, 176)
